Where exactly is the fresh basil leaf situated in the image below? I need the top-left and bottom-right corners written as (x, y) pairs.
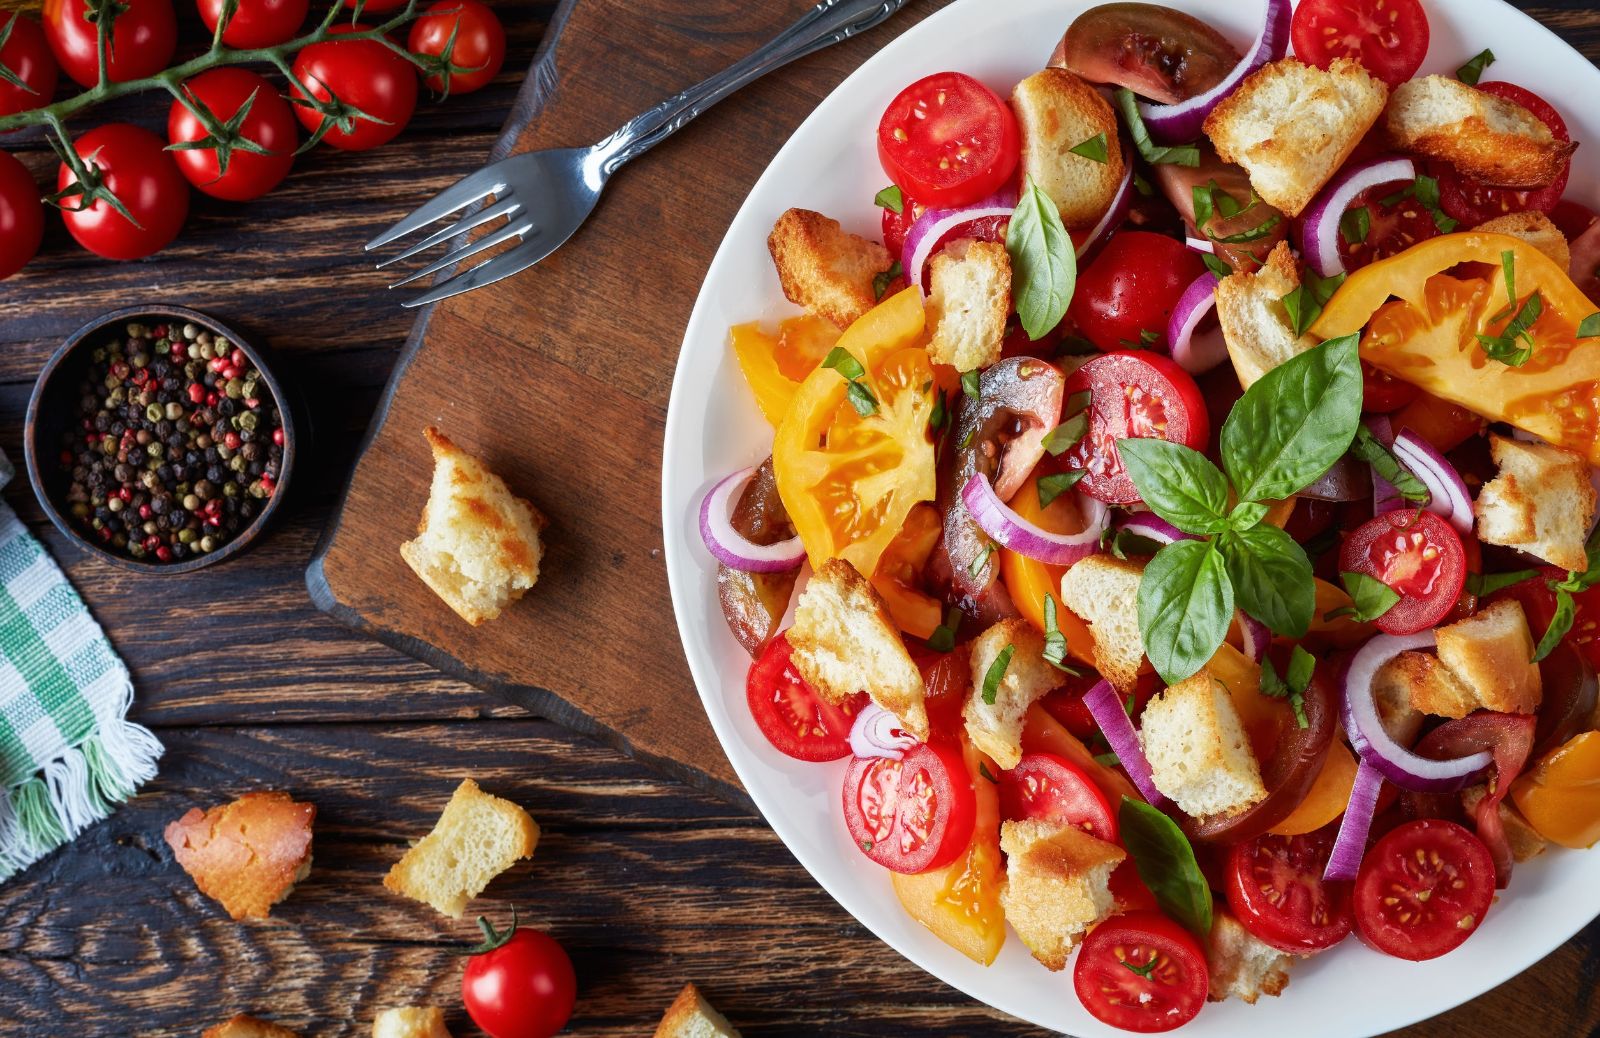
top-left (1499, 248), bottom-right (1517, 314)
top-left (1006, 175), bottom-right (1077, 340)
top-left (1340, 206), bottom-right (1371, 245)
top-left (928, 388), bottom-right (948, 436)
top-left (1202, 252), bottom-right (1232, 278)
top-left (1412, 174), bottom-right (1458, 232)
top-left (822, 346), bottom-right (865, 381)
top-left (1457, 48), bottom-right (1495, 85)
top-left (874, 184), bottom-right (904, 214)
top-left (1095, 751), bottom-right (1122, 767)
top-left (1064, 389), bottom-right (1092, 417)
top-left (1535, 589), bottom-right (1575, 662)
top-left (1466, 569), bottom-right (1538, 597)
top-left (981, 644), bottom-right (1016, 705)
top-left (1260, 649), bottom-right (1312, 728)
top-left (1558, 524), bottom-right (1600, 592)
top-left (1117, 328), bottom-right (1161, 350)
top-left (1259, 656), bottom-right (1287, 698)
top-left (1350, 424), bottom-right (1430, 503)
top-left (1280, 285), bottom-right (1315, 338)
top-left (1038, 469), bottom-right (1086, 508)
top-left (1132, 171), bottom-right (1154, 197)
top-left (958, 425), bottom-right (976, 450)
top-left (1221, 333), bottom-right (1364, 504)
top-left (961, 368), bottom-right (982, 399)
top-left (1070, 132), bottom-right (1109, 163)
top-left (1139, 539), bottom-right (1234, 685)
top-left (1192, 183), bottom-right (1216, 232)
top-left (1117, 438), bottom-right (1231, 535)
top-left (1579, 312), bottom-right (1600, 339)
top-left (1211, 215), bottom-right (1282, 245)
top-left (970, 542), bottom-right (996, 579)
top-left (1477, 291), bottom-right (1542, 366)
top-left (872, 260), bottom-right (903, 301)
top-left (1218, 525), bottom-right (1315, 638)
top-left (1042, 593), bottom-right (1082, 674)
top-left (1119, 797), bottom-right (1214, 937)
top-left (1230, 500), bottom-right (1269, 530)
top-left (1109, 527), bottom-right (1164, 561)
top-left (1113, 88), bottom-right (1201, 166)
top-left (1306, 268), bottom-right (1346, 307)
top-left (1333, 570), bottom-right (1401, 623)
top-left (846, 379), bottom-right (878, 416)
top-left (1286, 644), bottom-right (1315, 693)
top-left (1043, 412), bottom-right (1090, 456)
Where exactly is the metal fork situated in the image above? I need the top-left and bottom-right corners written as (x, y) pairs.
top-left (366, 0), bottom-right (911, 308)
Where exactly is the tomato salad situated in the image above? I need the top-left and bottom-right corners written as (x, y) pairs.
top-left (703, 0), bottom-right (1600, 1031)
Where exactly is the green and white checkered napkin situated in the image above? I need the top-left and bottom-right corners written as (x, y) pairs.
top-left (0, 450), bottom-right (161, 882)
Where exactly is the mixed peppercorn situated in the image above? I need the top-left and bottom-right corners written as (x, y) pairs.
top-left (57, 320), bottom-right (285, 564)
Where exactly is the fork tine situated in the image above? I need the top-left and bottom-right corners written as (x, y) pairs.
top-left (401, 232), bottom-right (564, 309)
top-left (365, 166), bottom-right (510, 252)
top-left (387, 218), bottom-right (535, 289)
top-left (374, 197), bottom-right (525, 270)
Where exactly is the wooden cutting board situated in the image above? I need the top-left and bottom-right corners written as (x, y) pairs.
top-left (307, 0), bottom-right (944, 802)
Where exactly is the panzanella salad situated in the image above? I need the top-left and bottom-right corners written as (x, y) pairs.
top-left (702, 0), bottom-right (1600, 1030)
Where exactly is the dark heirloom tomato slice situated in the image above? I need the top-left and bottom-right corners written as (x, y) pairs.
top-left (1354, 819), bottom-right (1496, 960)
top-left (843, 741), bottom-right (977, 874)
top-left (1073, 911), bottom-right (1210, 1033)
top-left (1337, 184), bottom-right (1441, 275)
top-left (1064, 351), bottom-right (1210, 505)
top-left (876, 71), bottom-right (1020, 209)
top-left (1339, 510), bottom-right (1466, 635)
top-left (1437, 82), bottom-right (1571, 224)
top-left (999, 752), bottom-right (1117, 840)
top-left (746, 634), bottom-right (858, 762)
top-left (1225, 826), bottom-right (1354, 953)
top-left (906, 638), bottom-right (973, 740)
top-left (1289, 0), bottom-right (1429, 88)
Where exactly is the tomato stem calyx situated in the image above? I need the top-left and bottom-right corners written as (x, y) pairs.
top-left (467, 906), bottom-right (520, 955)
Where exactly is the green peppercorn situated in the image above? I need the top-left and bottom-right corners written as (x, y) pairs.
top-left (145, 403), bottom-right (163, 423)
top-left (223, 482), bottom-right (239, 499)
top-left (177, 528), bottom-right (196, 544)
top-left (147, 443), bottom-right (164, 460)
top-left (238, 412), bottom-right (259, 431)
top-left (90, 347), bottom-right (107, 363)
top-left (225, 379), bottom-right (243, 399)
top-left (128, 543), bottom-right (146, 559)
top-left (248, 481), bottom-right (267, 499)
top-left (229, 455), bottom-right (246, 473)
top-left (131, 353), bottom-right (148, 369)
top-left (126, 323), bottom-right (148, 339)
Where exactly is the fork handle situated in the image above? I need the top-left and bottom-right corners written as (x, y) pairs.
top-left (592, 0), bottom-right (911, 176)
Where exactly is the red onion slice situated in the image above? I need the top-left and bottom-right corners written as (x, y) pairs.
top-left (1184, 235), bottom-right (1216, 255)
top-left (1084, 679), bottom-right (1166, 807)
top-left (849, 702), bottom-right (918, 760)
top-left (1167, 270), bottom-right (1228, 374)
top-left (1342, 631), bottom-right (1494, 792)
top-left (902, 187), bottom-right (1019, 296)
top-left (1074, 152), bottom-right (1134, 261)
top-left (1323, 760), bottom-right (1385, 881)
top-left (1392, 429), bottom-right (1474, 535)
top-left (1117, 513), bottom-right (1197, 546)
top-left (700, 467), bottom-right (806, 572)
top-left (1297, 156), bottom-right (1417, 278)
top-left (1136, 0), bottom-right (1292, 144)
top-left (1237, 610), bottom-right (1270, 664)
top-left (960, 472), bottom-right (1109, 566)
top-left (1365, 416), bottom-right (1407, 516)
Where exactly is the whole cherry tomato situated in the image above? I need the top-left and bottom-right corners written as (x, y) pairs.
top-left (1069, 230), bottom-right (1207, 353)
top-left (462, 912), bottom-right (577, 1038)
top-left (0, 13), bottom-right (58, 122)
top-left (408, 0), bottom-right (505, 95)
top-left (197, 0), bottom-right (309, 49)
top-left (168, 68), bottom-right (298, 201)
top-left (56, 123), bottom-right (189, 260)
top-left (43, 0), bottom-right (175, 87)
top-left (344, 0), bottom-right (408, 10)
top-left (0, 149), bottom-right (43, 279)
top-left (290, 24), bottom-right (418, 151)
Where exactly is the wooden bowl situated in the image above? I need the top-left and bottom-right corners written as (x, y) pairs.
top-left (24, 304), bottom-right (297, 574)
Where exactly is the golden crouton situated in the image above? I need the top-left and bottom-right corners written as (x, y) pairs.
top-left (1140, 671), bottom-right (1267, 818)
top-left (653, 983), bottom-right (742, 1038)
top-left (1474, 211), bottom-right (1571, 270)
top-left (999, 818), bottom-right (1125, 971)
top-left (373, 1008), bottom-right (452, 1038)
top-left (203, 1016), bottom-right (302, 1038)
top-left (1010, 68), bottom-right (1125, 230)
top-left (1432, 600), bottom-right (1543, 716)
top-left (1386, 75), bottom-right (1575, 188)
top-left (1475, 434), bottom-right (1595, 572)
top-left (1059, 554), bottom-right (1145, 694)
top-left (767, 208), bottom-right (893, 329)
top-left (927, 239), bottom-right (1011, 372)
top-left (964, 619), bottom-right (1061, 770)
top-left (1215, 240), bottom-right (1318, 388)
top-left (384, 778), bottom-right (539, 918)
top-left (165, 791), bottom-right (314, 921)
top-left (1206, 910), bottom-right (1292, 1004)
top-left (1374, 651), bottom-right (1456, 735)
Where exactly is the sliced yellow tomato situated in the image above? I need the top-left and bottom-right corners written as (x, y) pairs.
top-left (892, 734), bottom-right (1006, 965)
top-left (999, 466), bottom-right (1096, 666)
top-left (1271, 741), bottom-right (1358, 836)
top-left (774, 288), bottom-right (936, 576)
top-left (1022, 704), bottom-right (1139, 805)
top-left (728, 315), bottom-right (840, 428)
top-left (1308, 577), bottom-right (1371, 648)
top-left (873, 502), bottom-right (942, 639)
top-left (1511, 729), bottom-right (1600, 849)
top-left (1312, 233), bottom-right (1600, 464)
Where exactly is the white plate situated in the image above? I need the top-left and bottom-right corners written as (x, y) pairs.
top-left (661, 2), bottom-right (1600, 1034)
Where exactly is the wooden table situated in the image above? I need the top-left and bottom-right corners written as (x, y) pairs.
top-left (1, 1), bottom-right (1599, 1034)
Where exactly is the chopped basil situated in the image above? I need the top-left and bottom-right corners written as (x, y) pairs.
top-left (1042, 412), bottom-right (1090, 456)
top-left (1534, 529), bottom-right (1600, 660)
top-left (1477, 292), bottom-right (1542, 366)
top-left (1201, 252), bottom-right (1232, 278)
top-left (1123, 958), bottom-right (1159, 979)
top-left (981, 643), bottom-right (1016, 705)
top-left (928, 388), bottom-right (948, 436)
top-left (872, 260), bottom-right (903, 301)
top-left (925, 605), bottom-right (963, 653)
top-left (822, 347), bottom-right (865, 381)
top-left (1038, 469), bottom-right (1086, 508)
top-left (1380, 175), bottom-right (1458, 233)
top-left (961, 368), bottom-right (982, 399)
top-left (1579, 312), bottom-right (1600, 338)
top-left (1456, 48), bottom-right (1496, 86)
top-left (1094, 751), bottom-right (1122, 768)
top-left (1192, 180), bottom-right (1255, 231)
top-left (977, 761), bottom-right (1000, 784)
top-left (970, 542), bottom-right (996, 578)
top-left (958, 425), bottom-right (976, 450)
top-left (1211, 215), bottom-right (1283, 244)
top-left (1466, 569), bottom-right (1538, 597)
top-left (1070, 132), bottom-right (1109, 163)
top-left (1132, 171), bottom-right (1154, 197)
top-left (1042, 593), bottom-right (1082, 674)
top-left (874, 184), bottom-right (904, 214)
top-left (1113, 88), bottom-right (1200, 166)
top-left (1118, 328), bottom-right (1160, 350)
top-left (846, 379), bottom-right (878, 416)
top-left (1350, 424), bottom-right (1429, 502)
top-left (1260, 646), bottom-right (1314, 728)
top-left (1326, 570), bottom-right (1401, 623)
top-left (1340, 206), bottom-right (1371, 245)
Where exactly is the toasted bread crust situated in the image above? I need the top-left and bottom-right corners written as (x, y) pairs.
top-left (1475, 434), bottom-right (1595, 571)
top-left (383, 778), bottom-right (539, 918)
top-left (767, 208), bottom-right (893, 329)
top-left (1215, 240), bottom-right (1317, 387)
top-left (963, 619), bottom-right (1057, 770)
top-left (165, 792), bottom-right (315, 921)
top-left (1010, 68), bottom-right (1125, 230)
top-left (927, 239), bottom-right (1011, 371)
top-left (1475, 211), bottom-right (1571, 270)
top-left (999, 818), bottom-right (1124, 971)
top-left (203, 1015), bottom-right (303, 1038)
top-left (1386, 75), bottom-right (1575, 188)
top-left (654, 983), bottom-right (742, 1038)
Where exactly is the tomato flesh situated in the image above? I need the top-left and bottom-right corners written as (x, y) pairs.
top-left (1336, 181), bottom-right (1441, 275)
top-left (1069, 231), bottom-right (1207, 353)
top-left (1289, 0), bottom-right (1429, 88)
top-left (746, 634), bottom-right (858, 762)
top-left (1064, 351), bottom-right (1210, 505)
top-left (1339, 510), bottom-right (1466, 634)
top-left (1073, 910), bottom-right (1209, 1033)
top-left (1225, 826), bottom-right (1353, 953)
top-left (999, 753), bottom-right (1117, 841)
top-left (843, 741), bottom-right (976, 874)
top-left (877, 72), bottom-right (1020, 208)
top-left (1354, 819), bottom-right (1495, 960)
top-left (1361, 361), bottom-right (1421, 412)
top-left (1437, 82), bottom-right (1570, 224)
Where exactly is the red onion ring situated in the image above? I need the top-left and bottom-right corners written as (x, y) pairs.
top-left (1074, 150), bottom-right (1134, 261)
top-left (1341, 631), bottom-right (1494, 792)
top-left (1297, 156), bottom-right (1417, 278)
top-left (1323, 760), bottom-right (1385, 881)
top-left (960, 472), bottom-right (1109, 566)
top-left (902, 187), bottom-right (1019, 296)
top-left (1365, 415), bottom-right (1406, 515)
top-left (1238, 610), bottom-right (1270, 664)
top-left (1083, 679), bottom-right (1166, 807)
top-left (849, 702), bottom-right (918, 760)
top-left (1136, 0), bottom-right (1292, 144)
top-left (1392, 429), bottom-right (1474, 535)
top-left (699, 467), bottom-right (806, 572)
top-left (1117, 513), bottom-right (1197, 546)
top-left (1167, 270), bottom-right (1228, 374)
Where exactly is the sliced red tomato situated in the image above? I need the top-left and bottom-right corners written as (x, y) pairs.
top-left (1403, 712), bottom-right (1536, 886)
top-left (1289, 0), bottom-right (1429, 88)
top-left (1069, 231), bottom-right (1207, 353)
top-left (1437, 82), bottom-right (1570, 224)
top-left (1339, 510), bottom-right (1466, 635)
top-left (1073, 911), bottom-right (1210, 1033)
top-left (843, 741), bottom-right (977, 874)
top-left (1354, 819), bottom-right (1495, 960)
top-left (746, 634), bottom-right (858, 762)
top-left (1063, 351), bottom-right (1211, 505)
top-left (1361, 360), bottom-right (1421, 412)
top-left (998, 752), bottom-right (1117, 840)
top-left (882, 198), bottom-right (920, 260)
top-left (876, 71), bottom-right (1019, 208)
top-left (907, 638), bottom-right (972, 740)
top-left (1336, 180), bottom-right (1441, 274)
top-left (1551, 199), bottom-right (1598, 242)
top-left (1225, 826), bottom-right (1353, 953)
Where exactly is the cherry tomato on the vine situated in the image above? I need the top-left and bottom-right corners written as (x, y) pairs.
top-left (0, 149), bottom-right (43, 280)
top-left (56, 123), bottom-right (188, 260)
top-left (0, 14), bottom-right (58, 123)
top-left (461, 913), bottom-right (577, 1038)
top-left (408, 0), bottom-right (505, 96)
top-left (168, 68), bottom-right (298, 201)
top-left (197, 0), bottom-right (309, 49)
top-left (44, 0), bottom-right (175, 88)
top-left (344, 0), bottom-right (409, 10)
top-left (290, 24), bottom-right (418, 151)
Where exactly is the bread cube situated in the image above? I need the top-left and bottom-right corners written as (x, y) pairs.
top-left (1206, 910), bottom-right (1292, 1004)
top-left (165, 791), bottom-right (315, 921)
top-left (1386, 75), bottom-right (1575, 188)
top-left (373, 1008), bottom-right (451, 1038)
top-left (1059, 554), bottom-right (1145, 693)
top-left (654, 983), bottom-right (742, 1038)
top-left (1215, 240), bottom-right (1318, 388)
top-left (964, 619), bottom-right (1061, 770)
top-left (767, 208), bottom-right (894, 328)
top-left (384, 778), bottom-right (539, 918)
top-left (1011, 68), bottom-right (1125, 230)
top-left (999, 818), bottom-right (1125, 971)
top-left (927, 239), bottom-right (1011, 372)
top-left (1139, 671), bottom-right (1267, 818)
top-left (1475, 434), bottom-right (1595, 572)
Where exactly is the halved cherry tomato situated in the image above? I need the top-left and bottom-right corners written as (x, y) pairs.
top-left (1069, 231), bottom-right (1207, 353)
top-left (1289, 0), bottom-right (1428, 87)
top-left (1353, 819), bottom-right (1495, 960)
top-left (1336, 180), bottom-right (1441, 273)
top-left (0, 14), bottom-right (57, 122)
top-left (1043, 671), bottom-right (1161, 740)
top-left (999, 752), bottom-right (1117, 841)
top-left (843, 740), bottom-right (977, 874)
top-left (1491, 567), bottom-right (1600, 674)
top-left (908, 638), bottom-right (972, 740)
top-left (1022, 704), bottom-right (1140, 806)
top-left (746, 634), bottom-right (858, 762)
top-left (1225, 826), bottom-right (1354, 953)
top-left (1361, 360), bottom-right (1421, 412)
top-left (1437, 83), bottom-right (1570, 225)
top-left (876, 71), bottom-right (1019, 208)
top-left (1062, 351), bottom-right (1210, 505)
top-left (1073, 911), bottom-right (1209, 1033)
top-left (1340, 510), bottom-right (1466, 635)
